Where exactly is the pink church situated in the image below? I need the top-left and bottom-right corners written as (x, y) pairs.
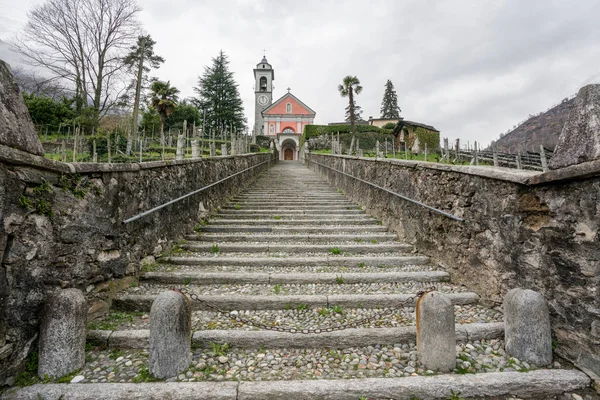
top-left (262, 90), bottom-right (316, 160)
top-left (253, 55), bottom-right (316, 161)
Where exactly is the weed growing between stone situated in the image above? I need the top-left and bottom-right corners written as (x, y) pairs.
top-left (132, 365), bottom-right (162, 383)
top-left (88, 312), bottom-right (144, 331)
top-left (335, 275), bottom-right (344, 284)
top-left (330, 247), bottom-right (342, 255)
top-left (211, 244), bottom-right (219, 253)
top-left (209, 342), bottom-right (230, 357)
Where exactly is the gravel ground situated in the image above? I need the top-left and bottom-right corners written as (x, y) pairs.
top-left (71, 339), bottom-right (563, 384)
top-left (148, 264), bottom-right (440, 274)
top-left (88, 304), bottom-right (502, 331)
top-left (125, 281), bottom-right (466, 297)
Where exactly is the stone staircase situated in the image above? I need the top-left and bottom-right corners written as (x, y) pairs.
top-left (4, 162), bottom-right (593, 399)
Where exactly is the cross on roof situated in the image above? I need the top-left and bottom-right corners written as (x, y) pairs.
top-left (287, 87), bottom-right (291, 93)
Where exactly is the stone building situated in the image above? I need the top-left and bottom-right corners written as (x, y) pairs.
top-left (392, 119), bottom-right (440, 152)
top-left (253, 55), bottom-right (316, 160)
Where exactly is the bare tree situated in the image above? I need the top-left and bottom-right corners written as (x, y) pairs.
top-left (11, 66), bottom-right (70, 100)
top-left (12, 0), bottom-right (141, 131)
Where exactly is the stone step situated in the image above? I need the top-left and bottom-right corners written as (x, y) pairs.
top-left (230, 200), bottom-right (352, 205)
top-left (212, 214), bottom-right (372, 220)
top-left (204, 219), bottom-right (381, 226)
top-left (179, 243), bottom-right (412, 254)
top-left (228, 198), bottom-right (349, 203)
top-left (195, 226), bottom-right (390, 233)
top-left (5, 369), bottom-right (589, 399)
top-left (123, 281), bottom-right (466, 299)
top-left (243, 190), bottom-right (338, 195)
top-left (149, 264), bottom-right (440, 275)
top-left (90, 303), bottom-right (501, 334)
top-left (217, 209), bottom-right (365, 215)
top-left (141, 270), bottom-right (450, 285)
top-left (220, 203), bottom-right (362, 213)
top-left (161, 255), bottom-right (429, 267)
top-left (113, 292), bottom-right (480, 312)
top-left (87, 323), bottom-right (505, 350)
top-left (185, 233), bottom-right (399, 243)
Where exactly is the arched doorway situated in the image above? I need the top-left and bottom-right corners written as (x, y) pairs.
top-left (280, 138), bottom-right (297, 161)
top-left (284, 148), bottom-right (293, 160)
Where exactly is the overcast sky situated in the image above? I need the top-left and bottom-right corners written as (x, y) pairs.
top-left (1, 0), bottom-right (600, 147)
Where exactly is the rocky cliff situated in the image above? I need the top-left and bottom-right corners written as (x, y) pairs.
top-left (493, 97), bottom-right (576, 153)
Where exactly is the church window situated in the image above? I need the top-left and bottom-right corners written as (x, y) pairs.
top-left (269, 124), bottom-right (275, 135)
top-left (282, 128), bottom-right (294, 133)
top-left (286, 103), bottom-right (292, 113)
top-left (260, 77), bottom-right (267, 91)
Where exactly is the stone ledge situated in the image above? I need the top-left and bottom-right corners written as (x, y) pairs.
top-left (309, 153), bottom-right (600, 186)
top-left (2, 370), bottom-right (590, 400)
top-left (0, 143), bottom-right (268, 174)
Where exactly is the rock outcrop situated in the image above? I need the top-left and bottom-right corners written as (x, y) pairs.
top-left (550, 84), bottom-right (600, 169)
top-left (0, 60), bottom-right (44, 156)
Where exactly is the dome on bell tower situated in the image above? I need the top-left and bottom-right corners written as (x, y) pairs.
top-left (256, 55), bottom-right (272, 70)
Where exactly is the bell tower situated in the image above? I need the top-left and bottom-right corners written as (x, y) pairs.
top-left (253, 55), bottom-right (274, 136)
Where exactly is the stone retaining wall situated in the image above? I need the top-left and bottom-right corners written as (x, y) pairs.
top-left (306, 153), bottom-right (599, 380)
top-left (0, 145), bottom-right (273, 384)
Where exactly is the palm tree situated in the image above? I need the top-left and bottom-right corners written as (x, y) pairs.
top-left (338, 76), bottom-right (363, 154)
top-left (149, 80), bottom-right (179, 158)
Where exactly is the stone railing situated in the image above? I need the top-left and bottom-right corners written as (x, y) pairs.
top-left (306, 152), bottom-right (600, 381)
top-left (0, 144), bottom-right (274, 384)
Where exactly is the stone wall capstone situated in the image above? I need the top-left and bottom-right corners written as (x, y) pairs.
top-left (0, 60), bottom-right (44, 156)
top-left (0, 146), bottom-right (272, 385)
top-left (306, 153), bottom-right (600, 380)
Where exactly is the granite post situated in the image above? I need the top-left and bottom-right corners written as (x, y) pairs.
top-left (504, 288), bottom-right (552, 366)
top-left (416, 292), bottom-right (456, 372)
top-left (148, 291), bottom-right (192, 379)
top-left (38, 289), bottom-right (87, 378)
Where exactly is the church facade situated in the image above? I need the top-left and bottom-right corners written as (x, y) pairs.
top-left (253, 56), bottom-right (315, 161)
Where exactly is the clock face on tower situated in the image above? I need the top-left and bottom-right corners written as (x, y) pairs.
top-left (258, 95), bottom-right (268, 106)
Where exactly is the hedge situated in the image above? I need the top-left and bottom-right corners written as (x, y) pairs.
top-left (301, 124), bottom-right (393, 148)
top-left (414, 127), bottom-right (440, 150)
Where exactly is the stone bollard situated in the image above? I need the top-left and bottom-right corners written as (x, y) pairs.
top-left (148, 291), bottom-right (192, 379)
top-left (416, 292), bottom-right (456, 372)
top-left (210, 143), bottom-right (216, 157)
top-left (504, 288), bottom-right (552, 366)
top-left (221, 143), bottom-right (228, 156)
top-left (38, 289), bottom-right (87, 378)
top-left (176, 134), bottom-right (184, 160)
top-left (191, 140), bottom-right (200, 159)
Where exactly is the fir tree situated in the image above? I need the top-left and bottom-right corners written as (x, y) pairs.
top-left (380, 80), bottom-right (401, 119)
top-left (344, 99), bottom-right (363, 123)
top-left (194, 51), bottom-right (246, 136)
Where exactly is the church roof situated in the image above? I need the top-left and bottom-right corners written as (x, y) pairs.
top-left (262, 92), bottom-right (316, 117)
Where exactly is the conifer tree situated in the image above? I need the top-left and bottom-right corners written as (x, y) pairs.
top-left (344, 99), bottom-right (363, 123)
top-left (380, 80), bottom-right (401, 119)
top-left (194, 51), bottom-right (246, 135)
top-left (124, 35), bottom-right (165, 154)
